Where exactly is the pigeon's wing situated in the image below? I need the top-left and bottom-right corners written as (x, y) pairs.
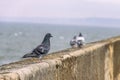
top-left (34, 44), bottom-right (50, 54)
top-left (77, 37), bottom-right (85, 42)
top-left (41, 44), bottom-right (50, 54)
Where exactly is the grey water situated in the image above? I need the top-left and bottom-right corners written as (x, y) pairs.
top-left (0, 22), bottom-right (120, 65)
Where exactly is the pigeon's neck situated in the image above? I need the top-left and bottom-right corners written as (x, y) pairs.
top-left (42, 37), bottom-right (50, 45)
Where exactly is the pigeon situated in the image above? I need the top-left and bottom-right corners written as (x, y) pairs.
top-left (70, 33), bottom-right (85, 48)
top-left (76, 33), bottom-right (85, 48)
top-left (70, 35), bottom-right (77, 47)
top-left (22, 33), bottom-right (53, 58)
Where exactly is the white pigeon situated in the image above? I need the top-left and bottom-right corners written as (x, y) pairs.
top-left (76, 33), bottom-right (85, 48)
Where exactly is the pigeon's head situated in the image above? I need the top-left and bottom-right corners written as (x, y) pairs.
top-left (45, 33), bottom-right (53, 38)
top-left (42, 33), bottom-right (53, 44)
top-left (79, 33), bottom-right (82, 36)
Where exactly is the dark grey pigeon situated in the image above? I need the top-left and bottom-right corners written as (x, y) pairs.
top-left (22, 33), bottom-right (53, 58)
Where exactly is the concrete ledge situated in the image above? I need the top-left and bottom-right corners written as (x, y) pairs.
top-left (0, 36), bottom-right (120, 80)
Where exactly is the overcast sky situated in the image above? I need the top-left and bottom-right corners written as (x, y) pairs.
top-left (0, 0), bottom-right (120, 19)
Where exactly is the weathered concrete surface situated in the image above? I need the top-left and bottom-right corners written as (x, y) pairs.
top-left (113, 40), bottom-right (120, 80)
top-left (0, 36), bottom-right (120, 80)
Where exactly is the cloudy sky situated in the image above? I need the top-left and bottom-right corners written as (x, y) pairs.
top-left (0, 0), bottom-right (120, 19)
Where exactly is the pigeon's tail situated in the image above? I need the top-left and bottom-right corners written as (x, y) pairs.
top-left (22, 53), bottom-right (41, 58)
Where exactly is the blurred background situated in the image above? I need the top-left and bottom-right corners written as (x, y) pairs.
top-left (0, 0), bottom-right (120, 65)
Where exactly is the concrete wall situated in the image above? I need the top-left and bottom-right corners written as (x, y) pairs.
top-left (0, 36), bottom-right (120, 80)
top-left (113, 40), bottom-right (120, 80)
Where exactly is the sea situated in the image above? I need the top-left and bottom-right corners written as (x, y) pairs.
top-left (0, 22), bottom-right (120, 65)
